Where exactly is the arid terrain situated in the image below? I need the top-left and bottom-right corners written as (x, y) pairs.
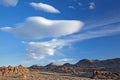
top-left (0, 65), bottom-right (91, 80)
top-left (0, 58), bottom-right (120, 80)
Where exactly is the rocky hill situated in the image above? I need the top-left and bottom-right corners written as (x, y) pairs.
top-left (74, 58), bottom-right (120, 72)
top-left (30, 58), bottom-right (120, 73)
top-left (74, 58), bottom-right (120, 68)
top-left (63, 63), bottom-right (73, 67)
top-left (45, 62), bottom-right (61, 68)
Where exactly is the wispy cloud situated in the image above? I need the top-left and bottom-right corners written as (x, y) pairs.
top-left (30, 2), bottom-right (60, 13)
top-left (68, 26), bottom-right (120, 42)
top-left (89, 2), bottom-right (95, 10)
top-left (0, 16), bottom-right (83, 39)
top-left (65, 19), bottom-right (120, 42)
top-left (0, 0), bottom-right (18, 7)
top-left (58, 58), bottom-right (73, 63)
top-left (68, 14), bottom-right (120, 43)
top-left (83, 15), bottom-right (120, 31)
top-left (23, 39), bottom-right (67, 60)
top-left (68, 6), bottom-right (76, 9)
top-left (68, 2), bottom-right (94, 10)
top-left (49, 58), bottom-right (75, 64)
top-left (1, 14), bottom-right (120, 61)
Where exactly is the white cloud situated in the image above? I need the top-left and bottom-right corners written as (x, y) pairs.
top-left (49, 58), bottom-right (74, 64)
top-left (65, 22), bottom-right (120, 42)
top-left (0, 0), bottom-right (18, 7)
top-left (0, 16), bottom-right (83, 39)
top-left (0, 16), bottom-right (83, 61)
top-left (89, 2), bottom-right (95, 10)
top-left (68, 6), bottom-right (75, 9)
top-left (23, 39), bottom-right (67, 60)
top-left (83, 15), bottom-right (120, 31)
top-left (30, 2), bottom-right (60, 13)
top-left (0, 27), bottom-right (12, 31)
top-left (58, 58), bottom-right (73, 62)
top-left (62, 14), bottom-right (120, 43)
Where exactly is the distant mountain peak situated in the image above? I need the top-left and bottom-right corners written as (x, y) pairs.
top-left (45, 62), bottom-right (60, 67)
top-left (63, 63), bottom-right (73, 67)
top-left (74, 58), bottom-right (120, 68)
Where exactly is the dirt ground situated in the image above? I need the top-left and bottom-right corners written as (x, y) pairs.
top-left (0, 71), bottom-right (94, 80)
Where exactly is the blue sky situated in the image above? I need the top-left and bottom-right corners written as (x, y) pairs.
top-left (0, 0), bottom-right (120, 66)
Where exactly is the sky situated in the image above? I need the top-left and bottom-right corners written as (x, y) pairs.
top-left (0, 0), bottom-right (120, 66)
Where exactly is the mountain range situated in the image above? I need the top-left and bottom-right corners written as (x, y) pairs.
top-left (29, 58), bottom-right (120, 73)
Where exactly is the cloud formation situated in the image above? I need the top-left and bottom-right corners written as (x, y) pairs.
top-left (68, 6), bottom-right (75, 9)
top-left (1, 15), bottom-right (120, 61)
top-left (0, 16), bottom-right (83, 60)
top-left (0, 0), bottom-right (18, 7)
top-left (0, 16), bottom-right (83, 39)
top-left (89, 2), bottom-right (95, 10)
top-left (30, 2), bottom-right (60, 13)
top-left (58, 58), bottom-right (73, 63)
top-left (23, 39), bottom-right (67, 60)
top-left (65, 21), bottom-right (120, 42)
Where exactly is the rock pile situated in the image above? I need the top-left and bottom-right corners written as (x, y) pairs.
top-left (0, 65), bottom-right (29, 77)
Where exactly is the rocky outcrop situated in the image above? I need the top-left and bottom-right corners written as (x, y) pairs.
top-left (0, 65), bottom-right (29, 77)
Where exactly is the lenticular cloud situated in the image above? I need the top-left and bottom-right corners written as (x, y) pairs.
top-left (0, 16), bottom-right (84, 60)
top-left (30, 2), bottom-right (60, 13)
top-left (1, 16), bottom-right (83, 39)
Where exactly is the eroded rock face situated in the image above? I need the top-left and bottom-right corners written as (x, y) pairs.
top-left (0, 65), bottom-right (29, 77)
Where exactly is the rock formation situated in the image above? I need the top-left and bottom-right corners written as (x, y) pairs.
top-left (0, 65), bottom-right (29, 78)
